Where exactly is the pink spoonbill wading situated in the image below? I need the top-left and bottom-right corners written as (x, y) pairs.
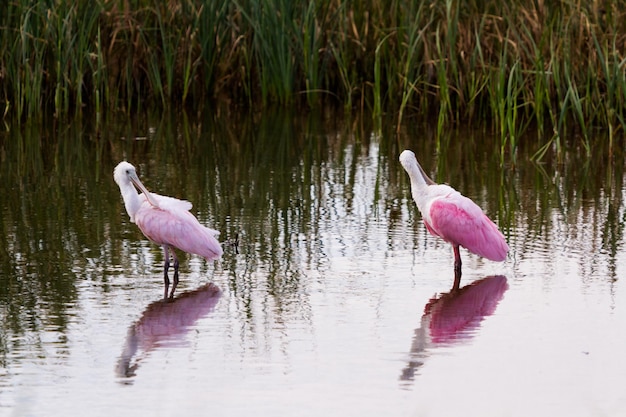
top-left (114, 161), bottom-right (223, 299)
top-left (399, 150), bottom-right (509, 290)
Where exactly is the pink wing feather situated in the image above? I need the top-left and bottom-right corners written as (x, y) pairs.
top-left (134, 195), bottom-right (223, 260)
top-left (426, 196), bottom-right (508, 261)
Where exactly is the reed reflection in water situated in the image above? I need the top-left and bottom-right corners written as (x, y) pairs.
top-left (0, 109), bottom-right (625, 416)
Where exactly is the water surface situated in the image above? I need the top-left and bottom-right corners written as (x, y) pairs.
top-left (1, 110), bottom-right (625, 416)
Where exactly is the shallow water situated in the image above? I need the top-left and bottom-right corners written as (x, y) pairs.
top-left (1, 110), bottom-right (625, 416)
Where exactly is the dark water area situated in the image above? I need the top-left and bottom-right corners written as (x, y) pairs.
top-left (1, 109), bottom-right (625, 416)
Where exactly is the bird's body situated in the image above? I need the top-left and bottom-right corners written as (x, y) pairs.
top-left (114, 161), bottom-right (222, 298)
top-left (132, 193), bottom-right (222, 260)
top-left (399, 150), bottom-right (508, 289)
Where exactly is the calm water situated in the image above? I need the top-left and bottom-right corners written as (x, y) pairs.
top-left (1, 110), bottom-right (625, 417)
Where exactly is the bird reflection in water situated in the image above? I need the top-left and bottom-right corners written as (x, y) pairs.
top-left (116, 283), bottom-right (221, 380)
top-left (400, 275), bottom-right (508, 384)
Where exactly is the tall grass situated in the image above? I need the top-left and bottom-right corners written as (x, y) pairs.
top-left (2, 0), bottom-right (626, 149)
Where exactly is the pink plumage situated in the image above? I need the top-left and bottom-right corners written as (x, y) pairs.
top-left (114, 161), bottom-right (222, 299)
top-left (427, 198), bottom-right (508, 262)
top-left (399, 150), bottom-right (509, 289)
top-left (134, 195), bottom-right (222, 260)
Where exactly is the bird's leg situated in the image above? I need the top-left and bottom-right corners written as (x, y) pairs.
top-left (163, 245), bottom-right (171, 300)
top-left (169, 251), bottom-right (179, 299)
top-left (452, 244), bottom-right (462, 291)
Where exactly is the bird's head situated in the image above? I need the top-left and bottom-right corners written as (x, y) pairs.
top-left (399, 150), bottom-right (435, 186)
top-left (399, 150), bottom-right (417, 170)
top-left (113, 161), bottom-right (159, 207)
top-left (114, 161), bottom-right (138, 187)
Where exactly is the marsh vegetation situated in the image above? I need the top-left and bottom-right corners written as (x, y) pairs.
top-left (2, 1), bottom-right (626, 149)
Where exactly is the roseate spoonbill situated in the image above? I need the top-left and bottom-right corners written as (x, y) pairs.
top-left (114, 161), bottom-right (223, 299)
top-left (399, 150), bottom-right (508, 289)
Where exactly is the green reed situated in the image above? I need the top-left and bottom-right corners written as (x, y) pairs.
top-left (2, 0), bottom-right (626, 156)
top-left (396, 2), bottom-right (429, 133)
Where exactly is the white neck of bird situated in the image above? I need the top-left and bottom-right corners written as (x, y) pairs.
top-left (407, 160), bottom-right (435, 188)
top-left (120, 182), bottom-right (142, 221)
